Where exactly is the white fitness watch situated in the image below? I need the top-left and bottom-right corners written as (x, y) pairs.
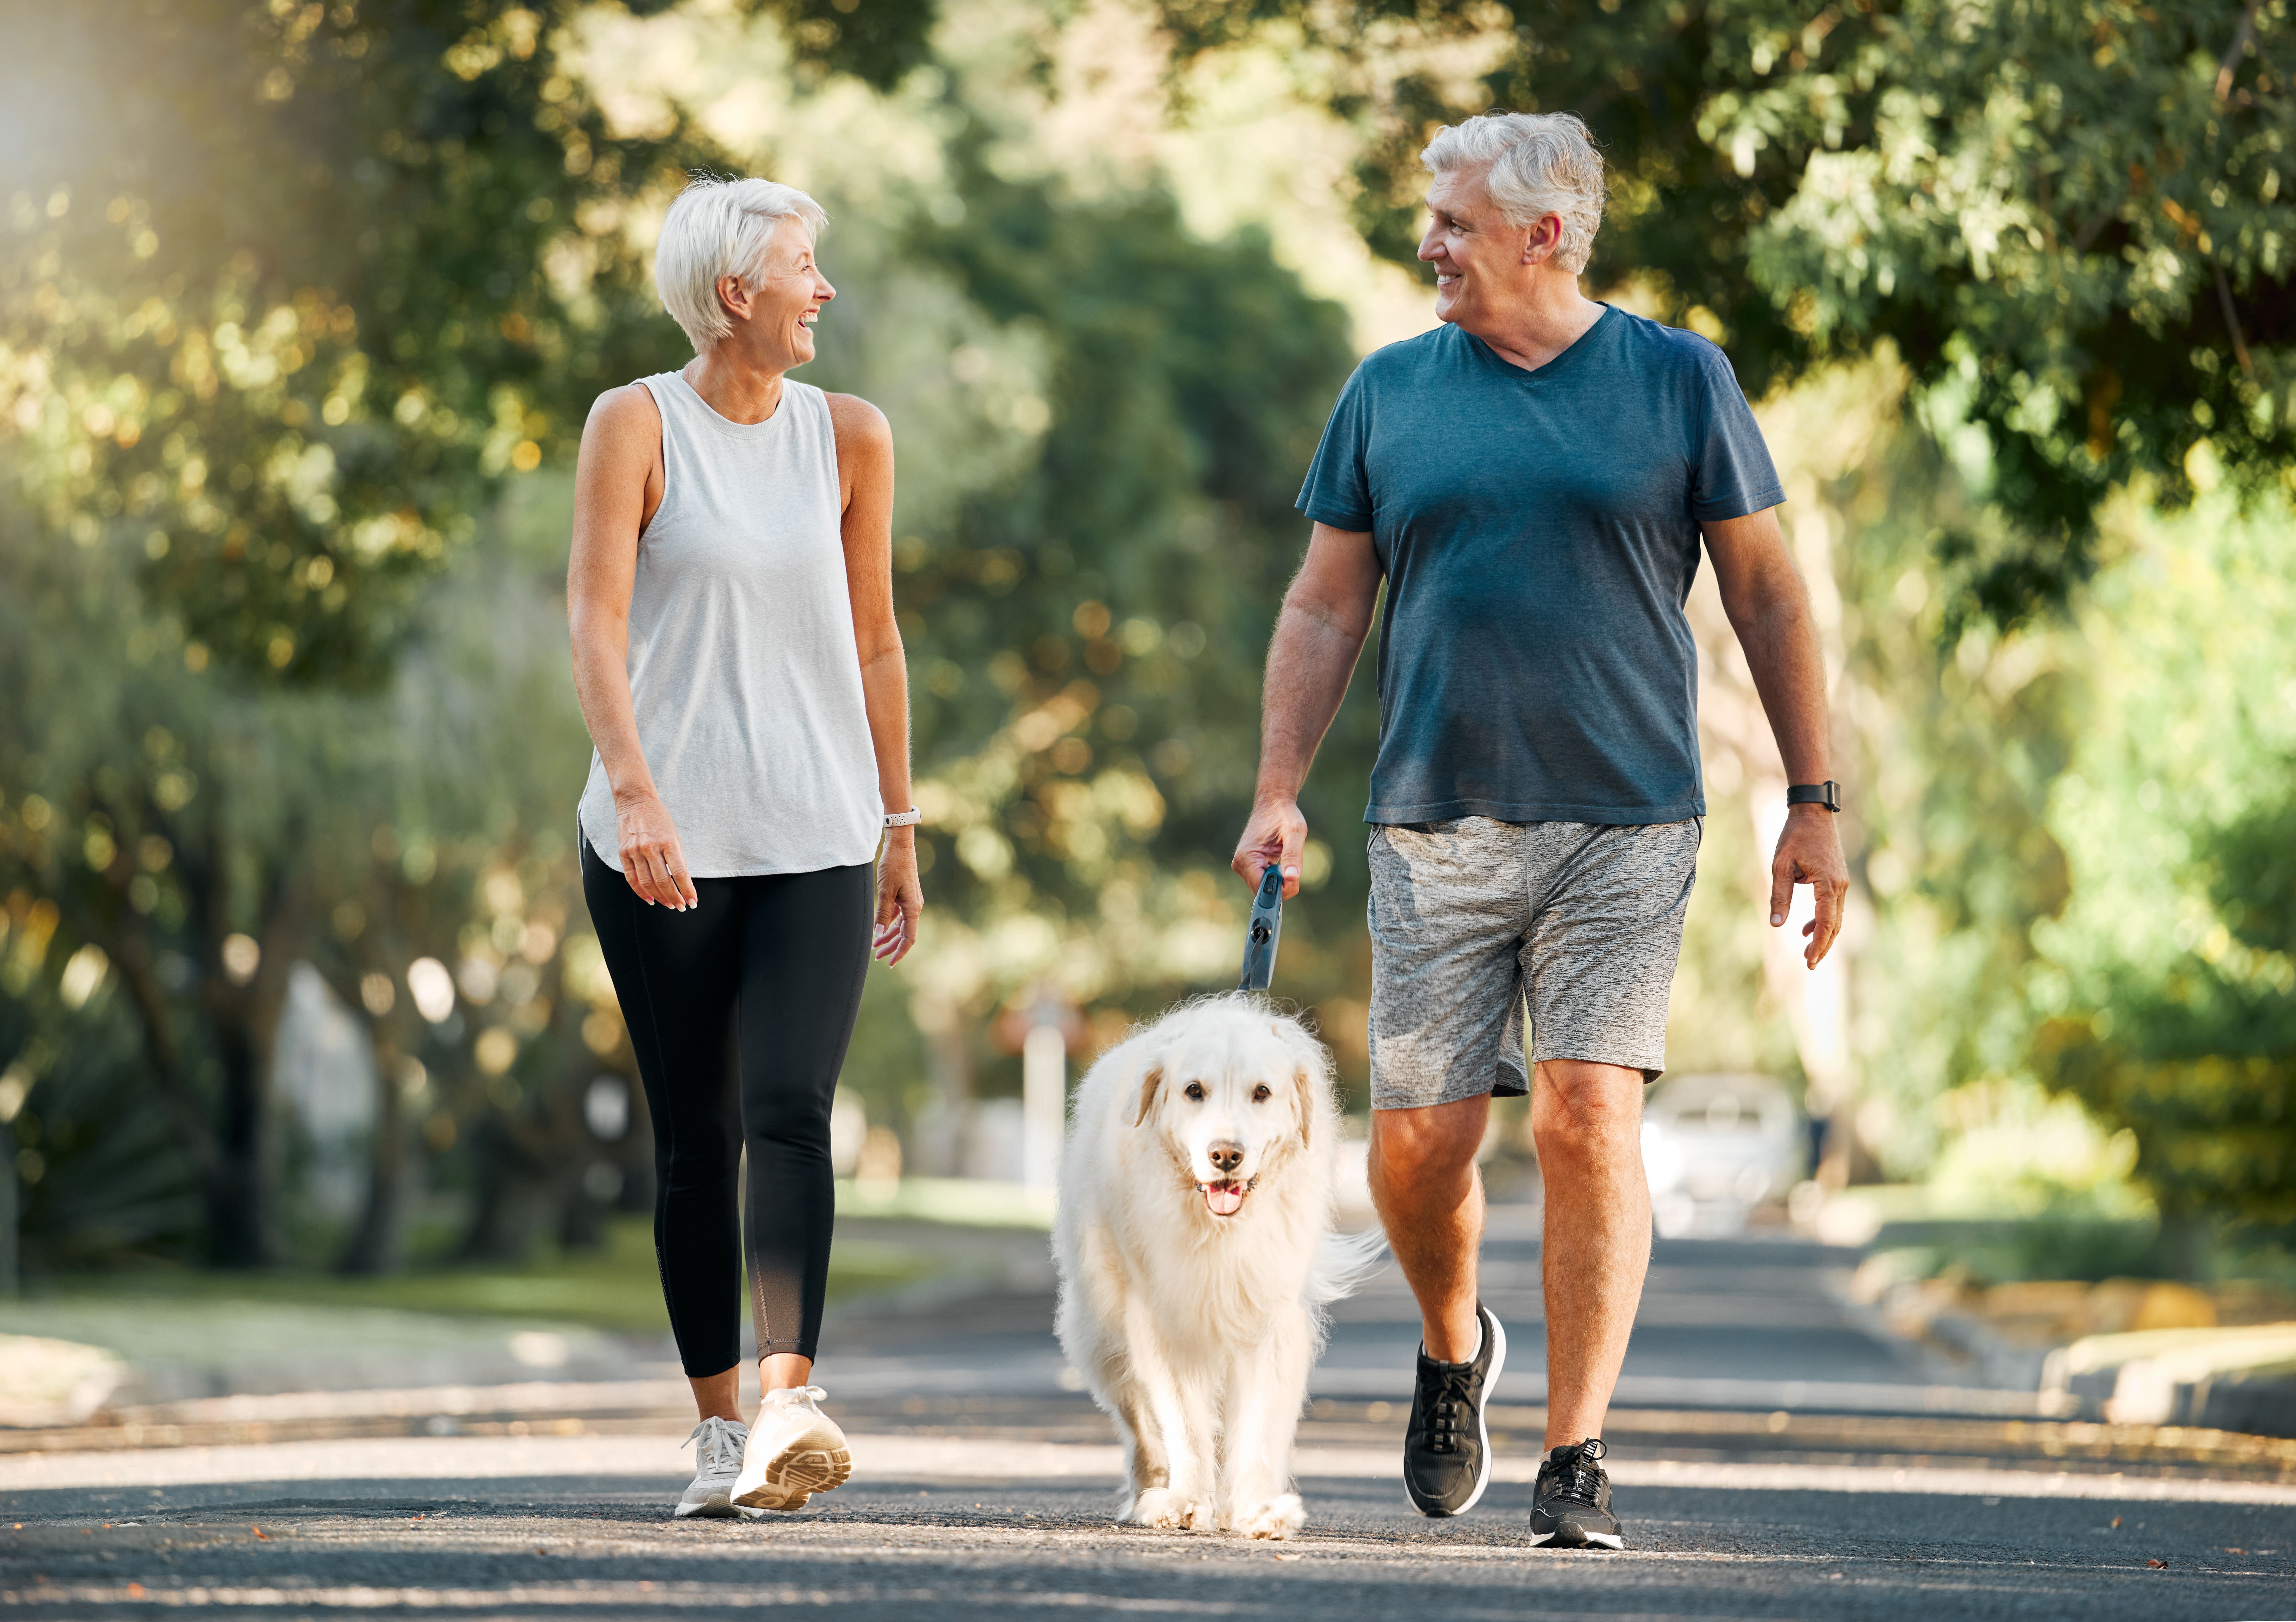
top-left (883, 809), bottom-right (922, 828)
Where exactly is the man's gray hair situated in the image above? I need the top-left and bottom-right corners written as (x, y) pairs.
top-left (654, 174), bottom-right (829, 353)
top-left (1421, 112), bottom-right (1605, 275)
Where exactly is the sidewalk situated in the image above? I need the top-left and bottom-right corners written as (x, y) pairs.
top-left (1841, 1239), bottom-right (2296, 1437)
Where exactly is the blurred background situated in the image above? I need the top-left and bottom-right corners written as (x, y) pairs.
top-left (0, 0), bottom-right (2290, 1355)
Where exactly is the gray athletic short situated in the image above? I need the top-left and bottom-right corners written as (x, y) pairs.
top-left (1366, 816), bottom-right (1702, 1110)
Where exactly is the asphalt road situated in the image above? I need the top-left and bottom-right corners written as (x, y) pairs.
top-left (5, 1219), bottom-right (2294, 1619)
top-left (822, 1211), bottom-right (2022, 1415)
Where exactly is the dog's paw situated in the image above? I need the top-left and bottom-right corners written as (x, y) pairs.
top-left (1231, 1493), bottom-right (1306, 1540)
top-left (1126, 1488), bottom-right (1210, 1530)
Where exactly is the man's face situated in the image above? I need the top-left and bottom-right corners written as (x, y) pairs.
top-left (1418, 164), bottom-right (1540, 329)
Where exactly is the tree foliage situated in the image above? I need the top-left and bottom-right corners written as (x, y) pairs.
top-left (2006, 488), bottom-right (2296, 1239)
top-left (0, 457), bottom-right (651, 1268)
top-left (2036, 785), bottom-right (2296, 1233)
top-left (0, 0), bottom-right (786, 1263)
top-left (1156, 0), bottom-right (2296, 627)
top-left (0, 1), bottom-right (717, 682)
top-left (0, 0), bottom-right (943, 688)
top-left (861, 153), bottom-right (1372, 1081)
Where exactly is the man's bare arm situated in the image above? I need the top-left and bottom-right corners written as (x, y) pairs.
top-left (1702, 507), bottom-right (1848, 967)
top-left (1232, 522), bottom-right (1383, 896)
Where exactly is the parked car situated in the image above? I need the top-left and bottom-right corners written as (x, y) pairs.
top-left (1641, 1072), bottom-right (1802, 1237)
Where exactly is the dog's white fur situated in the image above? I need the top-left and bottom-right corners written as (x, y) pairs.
top-left (1053, 995), bottom-right (1379, 1539)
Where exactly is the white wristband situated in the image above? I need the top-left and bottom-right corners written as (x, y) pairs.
top-left (883, 809), bottom-right (922, 827)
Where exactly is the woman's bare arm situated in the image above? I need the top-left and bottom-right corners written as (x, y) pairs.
top-left (566, 383), bottom-right (697, 910)
top-left (828, 391), bottom-right (921, 964)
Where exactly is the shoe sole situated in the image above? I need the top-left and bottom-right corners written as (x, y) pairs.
top-left (1410, 1308), bottom-right (1507, 1518)
top-left (732, 1441), bottom-right (853, 1512)
top-left (1452, 1310), bottom-right (1505, 1515)
top-left (1531, 1524), bottom-right (1625, 1550)
top-left (675, 1490), bottom-right (763, 1521)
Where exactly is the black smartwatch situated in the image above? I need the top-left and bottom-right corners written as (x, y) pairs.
top-left (1787, 781), bottom-right (1841, 813)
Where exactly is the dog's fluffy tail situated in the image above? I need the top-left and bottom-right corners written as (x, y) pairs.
top-left (1304, 1226), bottom-right (1389, 1305)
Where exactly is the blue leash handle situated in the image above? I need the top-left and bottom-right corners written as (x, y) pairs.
top-left (1237, 864), bottom-right (1284, 992)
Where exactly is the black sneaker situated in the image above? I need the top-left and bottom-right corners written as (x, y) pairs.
top-left (1402, 1303), bottom-right (1506, 1515)
top-left (1529, 1437), bottom-right (1624, 1549)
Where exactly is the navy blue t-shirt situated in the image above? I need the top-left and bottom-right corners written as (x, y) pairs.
top-left (1296, 307), bottom-right (1783, 826)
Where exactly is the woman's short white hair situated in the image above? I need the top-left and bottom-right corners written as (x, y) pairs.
top-left (655, 174), bottom-right (829, 352)
top-left (1421, 112), bottom-right (1605, 275)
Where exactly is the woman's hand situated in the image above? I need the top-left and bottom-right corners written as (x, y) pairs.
top-left (873, 830), bottom-right (923, 963)
top-left (616, 790), bottom-right (699, 910)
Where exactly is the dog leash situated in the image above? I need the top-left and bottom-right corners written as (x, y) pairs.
top-left (1236, 864), bottom-right (1284, 992)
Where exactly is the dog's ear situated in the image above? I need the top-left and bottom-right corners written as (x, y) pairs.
top-left (1269, 1019), bottom-right (1331, 1150)
top-left (1130, 1064), bottom-right (1164, 1128)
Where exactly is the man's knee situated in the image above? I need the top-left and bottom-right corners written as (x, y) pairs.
top-left (1370, 1097), bottom-right (1487, 1195)
top-left (1531, 1062), bottom-right (1644, 1159)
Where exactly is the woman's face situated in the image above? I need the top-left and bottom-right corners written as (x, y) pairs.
top-left (725, 213), bottom-right (835, 369)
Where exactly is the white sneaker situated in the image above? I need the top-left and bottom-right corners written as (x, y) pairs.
top-left (675, 1416), bottom-right (759, 1519)
top-left (731, 1386), bottom-right (852, 1512)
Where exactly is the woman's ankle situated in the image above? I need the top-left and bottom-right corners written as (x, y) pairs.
top-left (688, 1364), bottom-right (742, 1423)
top-left (759, 1351), bottom-right (815, 1393)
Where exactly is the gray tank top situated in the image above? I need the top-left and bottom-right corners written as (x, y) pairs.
top-left (578, 371), bottom-right (881, 877)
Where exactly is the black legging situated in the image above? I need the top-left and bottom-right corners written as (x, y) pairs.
top-left (582, 840), bottom-right (873, 1373)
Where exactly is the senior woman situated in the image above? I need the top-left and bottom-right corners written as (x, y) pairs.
top-left (567, 174), bottom-right (922, 1520)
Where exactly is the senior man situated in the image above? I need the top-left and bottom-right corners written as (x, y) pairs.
top-left (1232, 111), bottom-right (1847, 1550)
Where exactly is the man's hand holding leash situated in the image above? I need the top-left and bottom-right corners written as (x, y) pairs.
top-left (1233, 794), bottom-right (1309, 900)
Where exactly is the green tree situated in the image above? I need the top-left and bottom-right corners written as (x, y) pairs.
top-left (2021, 492), bottom-right (2296, 1250)
top-left (2036, 759), bottom-right (2296, 1244)
top-left (0, 519), bottom-right (321, 1265)
top-left (6, 1), bottom-right (658, 681)
top-left (0, 454), bottom-right (648, 1270)
top-left (1, 0), bottom-right (940, 682)
top-left (0, 0), bottom-right (771, 1265)
top-left (0, 0), bottom-right (646, 1264)
top-left (859, 157), bottom-right (1372, 1113)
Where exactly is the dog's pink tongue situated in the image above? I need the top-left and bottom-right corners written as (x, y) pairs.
top-left (1204, 1181), bottom-right (1245, 1216)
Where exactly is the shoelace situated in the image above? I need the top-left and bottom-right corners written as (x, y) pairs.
top-left (1541, 1438), bottom-right (1609, 1507)
top-left (1417, 1363), bottom-right (1478, 1456)
top-left (761, 1385), bottom-right (827, 1410)
top-left (684, 1417), bottom-right (745, 1476)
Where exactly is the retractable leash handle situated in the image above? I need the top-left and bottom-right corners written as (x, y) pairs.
top-left (1237, 864), bottom-right (1284, 993)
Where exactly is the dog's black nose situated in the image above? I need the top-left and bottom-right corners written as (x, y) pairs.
top-left (1208, 1140), bottom-right (1245, 1175)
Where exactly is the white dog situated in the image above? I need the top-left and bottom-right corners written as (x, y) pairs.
top-left (1054, 995), bottom-right (1379, 1539)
